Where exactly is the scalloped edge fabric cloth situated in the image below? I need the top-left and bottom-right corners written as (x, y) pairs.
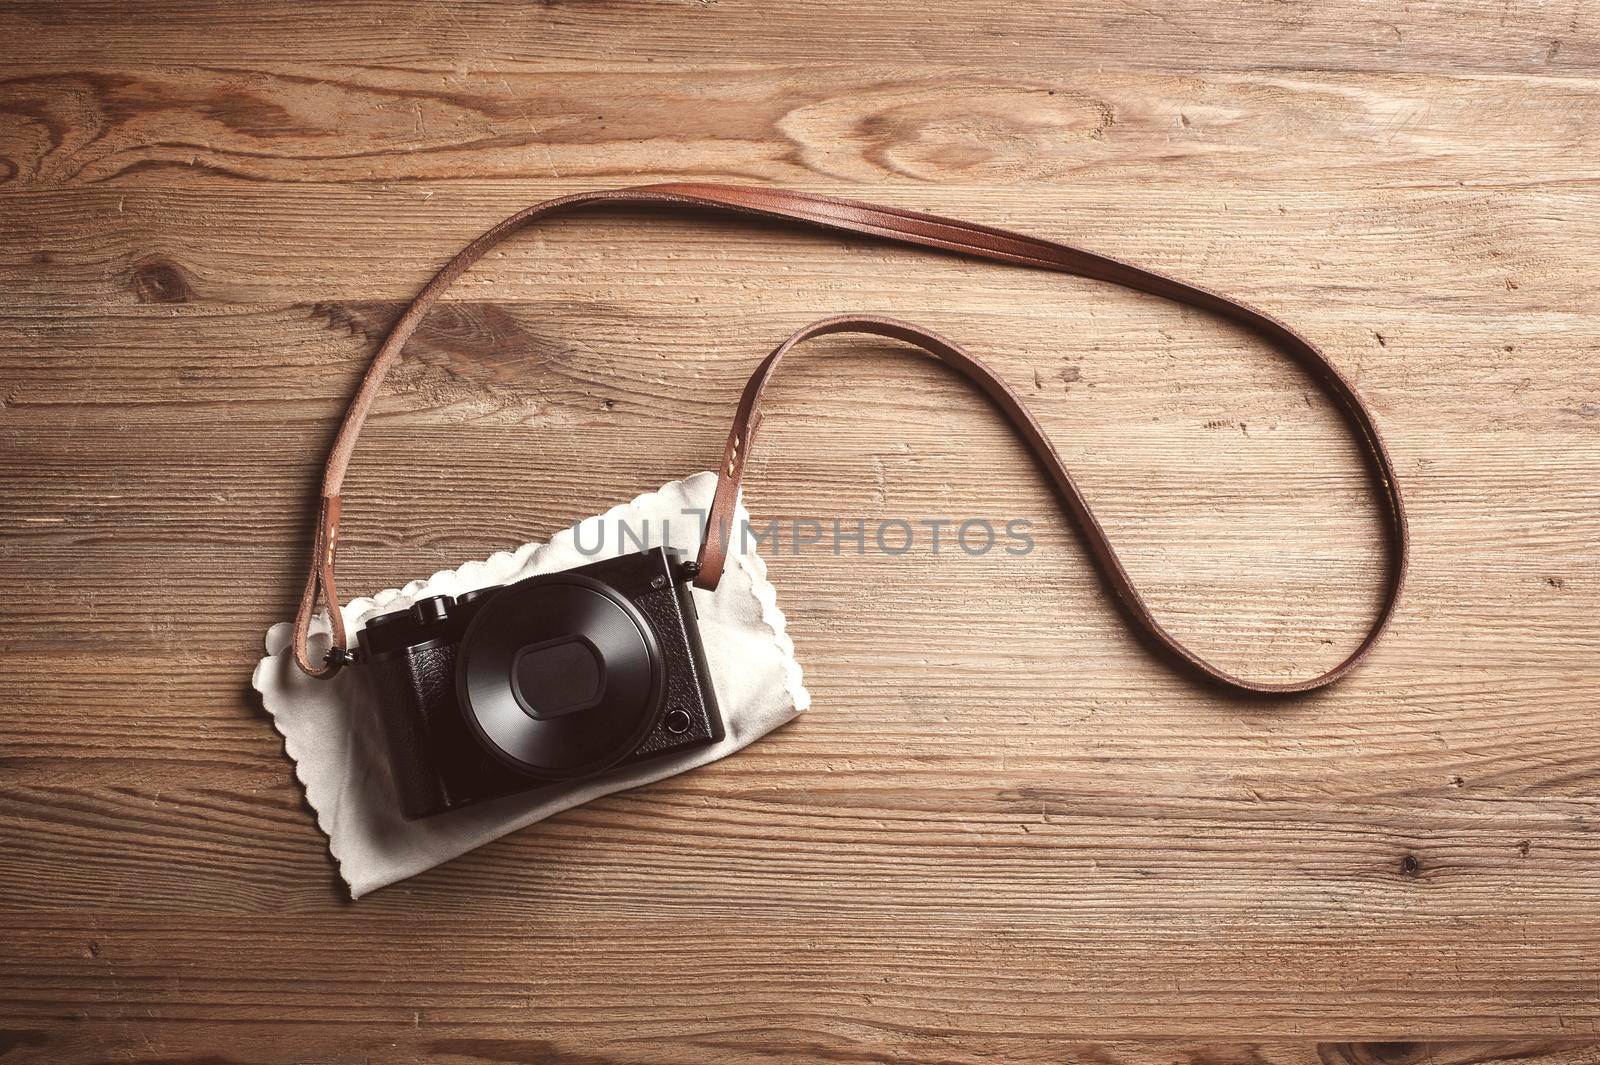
top-left (252, 473), bottom-right (809, 899)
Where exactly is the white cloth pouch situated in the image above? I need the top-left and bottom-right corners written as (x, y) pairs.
top-left (254, 473), bottom-right (808, 898)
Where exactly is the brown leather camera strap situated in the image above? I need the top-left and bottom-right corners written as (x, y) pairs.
top-left (294, 183), bottom-right (1407, 695)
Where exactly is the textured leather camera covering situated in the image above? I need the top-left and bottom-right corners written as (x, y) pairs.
top-left (253, 473), bottom-right (807, 898)
top-left (369, 638), bottom-right (538, 819)
top-left (630, 580), bottom-right (722, 758)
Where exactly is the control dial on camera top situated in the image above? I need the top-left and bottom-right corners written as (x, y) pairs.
top-left (454, 572), bottom-right (664, 780)
top-left (411, 595), bottom-right (452, 626)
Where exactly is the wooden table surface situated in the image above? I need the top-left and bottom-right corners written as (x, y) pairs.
top-left (3, 1), bottom-right (1598, 1061)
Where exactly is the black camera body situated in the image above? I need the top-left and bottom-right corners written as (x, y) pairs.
top-left (357, 547), bottom-right (724, 820)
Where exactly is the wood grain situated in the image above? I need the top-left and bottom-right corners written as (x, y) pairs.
top-left (0, 1), bottom-right (1596, 74)
top-left (2, 0), bottom-right (1599, 1061)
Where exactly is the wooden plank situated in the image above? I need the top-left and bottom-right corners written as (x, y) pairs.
top-left (3, 910), bottom-right (1600, 1037)
top-left (0, 1036), bottom-right (1592, 1065)
top-left (0, 0), bottom-right (1595, 75)
top-left (3, 184), bottom-right (1593, 329)
top-left (2, 66), bottom-right (1599, 191)
top-left (4, 763), bottom-right (1600, 912)
top-left (3, 303), bottom-right (1596, 427)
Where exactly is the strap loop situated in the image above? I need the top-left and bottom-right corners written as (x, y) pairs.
top-left (291, 494), bottom-right (346, 678)
top-left (292, 183), bottom-right (1406, 695)
top-left (692, 314), bottom-right (1406, 694)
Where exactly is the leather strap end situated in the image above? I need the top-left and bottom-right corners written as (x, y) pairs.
top-left (694, 411), bottom-right (755, 591)
top-left (692, 531), bottom-right (725, 592)
top-left (693, 481), bottom-right (736, 592)
top-left (291, 494), bottom-right (349, 678)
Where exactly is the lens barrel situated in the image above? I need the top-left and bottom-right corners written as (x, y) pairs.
top-left (454, 572), bottom-right (664, 779)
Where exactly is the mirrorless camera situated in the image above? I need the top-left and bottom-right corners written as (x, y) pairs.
top-left (357, 547), bottom-right (724, 820)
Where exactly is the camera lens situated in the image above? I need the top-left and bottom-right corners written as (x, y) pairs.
top-left (512, 638), bottom-right (604, 719)
top-left (455, 573), bottom-right (664, 780)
